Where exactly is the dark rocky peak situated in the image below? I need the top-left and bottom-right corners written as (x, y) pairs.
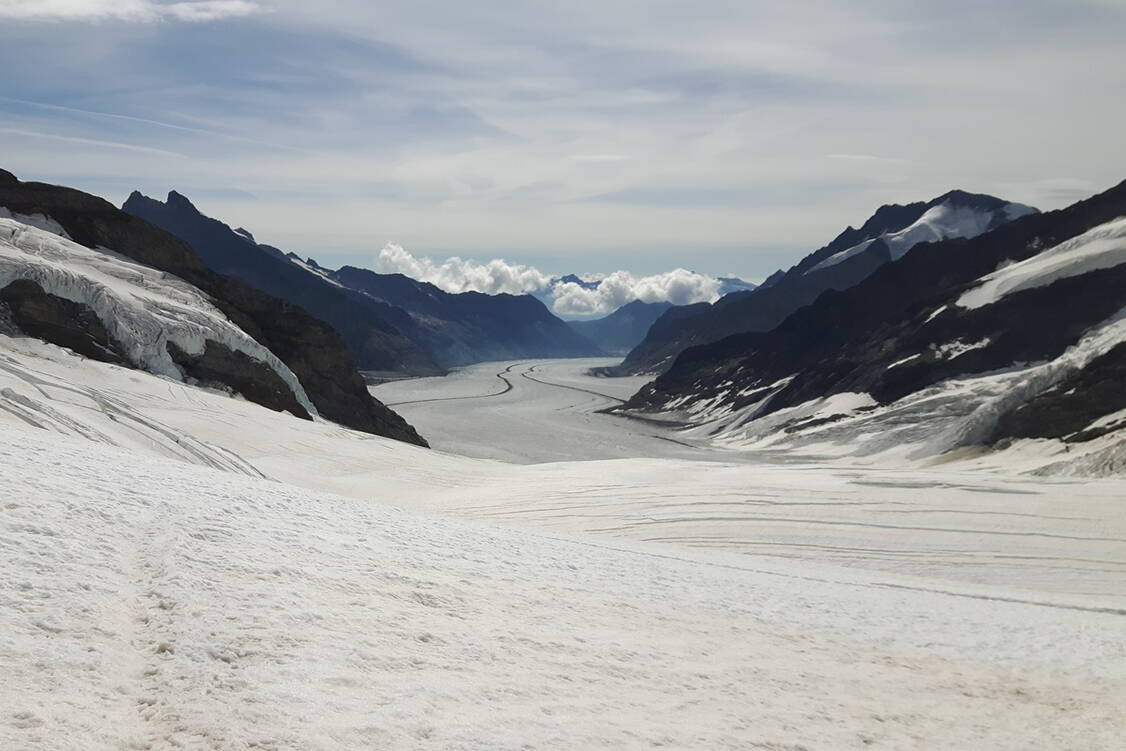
top-left (165, 190), bottom-right (201, 214)
top-left (854, 199), bottom-right (929, 238)
top-left (929, 189), bottom-right (1014, 212)
top-left (758, 269), bottom-right (785, 289)
top-left (234, 227), bottom-right (257, 244)
top-left (556, 273), bottom-right (600, 290)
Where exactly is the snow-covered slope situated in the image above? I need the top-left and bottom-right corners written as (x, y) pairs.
top-left (958, 215), bottom-right (1126, 309)
top-left (0, 217), bottom-right (315, 414)
top-left (811, 197), bottom-right (1036, 272)
top-left (0, 169), bottom-right (426, 443)
top-left (623, 182), bottom-right (1126, 475)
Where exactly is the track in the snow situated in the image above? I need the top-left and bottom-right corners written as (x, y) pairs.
top-left (382, 363), bottom-right (519, 407)
top-left (518, 365), bottom-right (627, 404)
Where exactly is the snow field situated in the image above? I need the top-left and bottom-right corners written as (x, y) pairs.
top-left (957, 215), bottom-right (1126, 309)
top-left (3, 423), bottom-right (1125, 751)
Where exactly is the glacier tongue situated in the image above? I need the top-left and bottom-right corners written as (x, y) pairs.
top-left (0, 217), bottom-right (316, 416)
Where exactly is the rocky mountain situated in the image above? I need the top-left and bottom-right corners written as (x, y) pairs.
top-left (125, 191), bottom-right (601, 370)
top-left (324, 264), bottom-right (602, 365)
top-left (618, 180), bottom-right (1126, 473)
top-left (0, 169), bottom-right (427, 446)
top-left (552, 273), bottom-right (601, 291)
top-left (610, 191), bottom-right (1037, 375)
top-left (123, 191), bottom-right (444, 377)
top-left (567, 300), bottom-right (673, 355)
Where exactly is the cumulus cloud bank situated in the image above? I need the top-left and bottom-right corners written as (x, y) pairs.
top-left (0, 0), bottom-right (260, 22)
top-left (375, 244), bottom-right (552, 296)
top-left (375, 244), bottom-right (723, 317)
top-left (551, 269), bottom-right (721, 316)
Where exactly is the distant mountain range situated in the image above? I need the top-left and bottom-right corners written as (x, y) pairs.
top-left (123, 192), bottom-right (601, 374)
top-left (567, 300), bottom-right (674, 355)
top-left (608, 190), bottom-right (1037, 375)
top-left (2, 165), bottom-right (1124, 467)
top-left (617, 180), bottom-right (1126, 472)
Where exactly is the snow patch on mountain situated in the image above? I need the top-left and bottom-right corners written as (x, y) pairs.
top-left (681, 306), bottom-right (1126, 473)
top-left (957, 216), bottom-right (1126, 309)
top-left (0, 207), bottom-right (70, 239)
top-left (0, 217), bottom-right (315, 415)
top-left (810, 199), bottom-right (1037, 273)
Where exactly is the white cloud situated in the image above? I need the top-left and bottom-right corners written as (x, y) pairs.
top-left (374, 243), bottom-right (552, 296)
top-left (374, 243), bottom-right (722, 316)
top-left (0, 0), bottom-right (259, 22)
top-left (551, 269), bottom-right (721, 316)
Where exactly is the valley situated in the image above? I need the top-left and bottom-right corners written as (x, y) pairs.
top-left (373, 358), bottom-right (719, 463)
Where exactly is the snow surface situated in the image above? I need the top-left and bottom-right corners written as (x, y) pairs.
top-left (0, 217), bottom-right (315, 414)
top-left (373, 359), bottom-right (703, 463)
top-left (4, 419), bottom-right (1125, 750)
top-left (0, 207), bottom-right (70, 238)
top-left (2, 313), bottom-right (1125, 745)
top-left (810, 199), bottom-right (1036, 273)
top-left (958, 215), bottom-right (1126, 309)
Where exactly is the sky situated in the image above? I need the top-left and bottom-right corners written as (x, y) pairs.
top-left (2, 0), bottom-right (1125, 297)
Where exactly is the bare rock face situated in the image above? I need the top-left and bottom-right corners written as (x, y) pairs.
top-left (166, 340), bottom-right (312, 421)
top-left (0, 169), bottom-right (427, 447)
top-left (990, 342), bottom-right (1126, 444)
top-left (0, 279), bottom-right (127, 365)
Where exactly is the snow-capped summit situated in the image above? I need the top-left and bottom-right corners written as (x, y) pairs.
top-left (620, 178), bottom-right (1126, 475)
top-left (809, 191), bottom-right (1037, 273)
top-left (613, 190), bottom-right (1038, 376)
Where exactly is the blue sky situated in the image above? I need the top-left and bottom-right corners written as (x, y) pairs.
top-left (2, 0), bottom-right (1125, 282)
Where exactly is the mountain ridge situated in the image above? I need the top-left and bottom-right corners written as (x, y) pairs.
top-left (617, 179), bottom-right (1126, 470)
top-left (0, 169), bottom-right (427, 446)
top-left (608, 190), bottom-right (1037, 375)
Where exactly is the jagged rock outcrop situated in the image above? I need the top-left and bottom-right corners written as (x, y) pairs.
top-left (167, 340), bottom-right (311, 421)
top-left (1, 279), bottom-right (127, 365)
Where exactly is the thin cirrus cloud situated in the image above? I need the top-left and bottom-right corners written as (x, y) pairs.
top-left (0, 0), bottom-right (260, 22)
top-left (374, 243), bottom-right (723, 317)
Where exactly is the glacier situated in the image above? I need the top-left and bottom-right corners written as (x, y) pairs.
top-left (0, 217), bottom-right (316, 416)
